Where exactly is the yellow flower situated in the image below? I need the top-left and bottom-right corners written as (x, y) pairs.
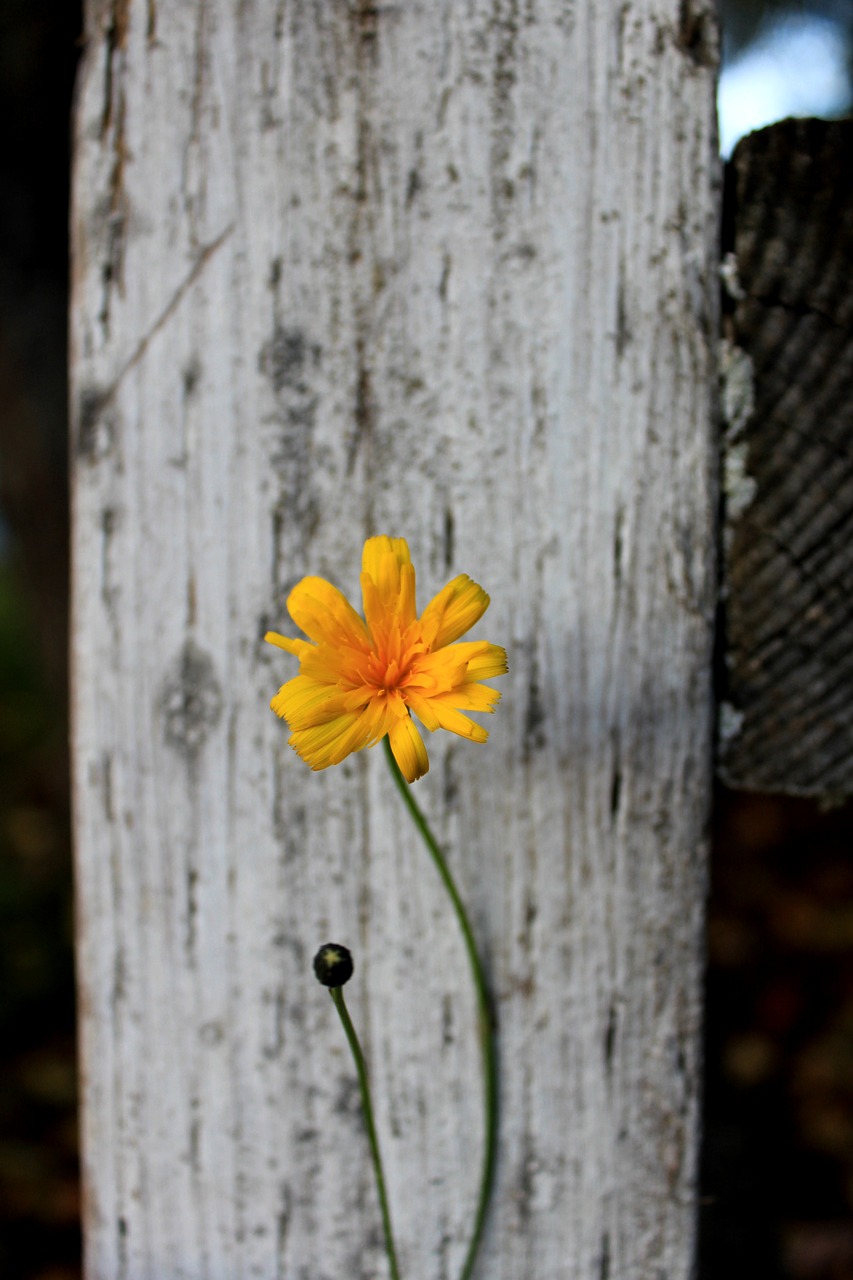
top-left (266, 536), bottom-right (507, 783)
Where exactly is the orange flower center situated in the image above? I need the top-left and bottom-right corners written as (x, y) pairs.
top-left (382, 658), bottom-right (402, 690)
top-left (362, 626), bottom-right (425, 695)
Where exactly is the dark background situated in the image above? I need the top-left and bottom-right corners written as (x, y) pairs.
top-left (0, 3), bottom-right (850, 1277)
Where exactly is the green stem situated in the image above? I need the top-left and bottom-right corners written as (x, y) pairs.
top-left (329, 984), bottom-right (401, 1280)
top-left (383, 736), bottom-right (497, 1280)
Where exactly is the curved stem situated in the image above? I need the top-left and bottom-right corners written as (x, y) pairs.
top-left (383, 737), bottom-right (497, 1280)
top-left (330, 984), bottom-right (401, 1280)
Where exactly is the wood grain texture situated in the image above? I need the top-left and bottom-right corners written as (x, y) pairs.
top-left (719, 119), bottom-right (853, 796)
top-left (70, 2), bottom-right (719, 1276)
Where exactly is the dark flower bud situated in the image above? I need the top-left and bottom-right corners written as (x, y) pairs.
top-left (313, 942), bottom-right (354, 988)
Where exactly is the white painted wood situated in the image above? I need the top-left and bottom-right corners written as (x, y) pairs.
top-left (70, 2), bottom-right (719, 1277)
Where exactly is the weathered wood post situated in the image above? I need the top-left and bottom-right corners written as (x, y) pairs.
top-left (71, 2), bottom-right (719, 1276)
top-left (719, 119), bottom-right (853, 798)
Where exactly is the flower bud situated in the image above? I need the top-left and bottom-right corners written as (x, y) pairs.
top-left (313, 942), bottom-right (354, 988)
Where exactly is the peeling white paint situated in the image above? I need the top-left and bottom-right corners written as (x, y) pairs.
top-left (720, 337), bottom-right (755, 442)
top-left (720, 251), bottom-right (745, 303)
top-left (719, 700), bottom-right (746, 746)
top-left (724, 437), bottom-right (758, 523)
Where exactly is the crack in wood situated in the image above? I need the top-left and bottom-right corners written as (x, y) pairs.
top-left (600, 1229), bottom-right (611, 1280)
top-left (75, 224), bottom-right (233, 461)
top-left (97, 0), bottom-right (132, 338)
top-left (489, 0), bottom-right (520, 242)
top-left (100, 0), bottom-right (130, 137)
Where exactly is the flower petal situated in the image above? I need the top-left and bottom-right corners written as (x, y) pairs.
top-left (388, 714), bottom-right (430, 782)
top-left (427, 701), bottom-right (489, 743)
top-left (271, 675), bottom-right (350, 729)
top-left (361, 556), bottom-right (417, 645)
top-left (299, 642), bottom-right (371, 688)
top-left (265, 630), bottom-right (314, 659)
top-left (404, 678), bottom-right (499, 734)
top-left (407, 641), bottom-right (507, 692)
top-left (362, 536), bottom-right (411, 585)
top-left (360, 572), bottom-right (385, 646)
top-left (287, 577), bottom-right (370, 651)
top-left (462, 643), bottom-right (508, 683)
top-left (290, 713), bottom-right (370, 770)
top-left (290, 690), bottom-right (401, 768)
top-left (404, 690), bottom-right (442, 732)
top-left (437, 684), bottom-right (501, 714)
top-left (419, 575), bottom-right (490, 649)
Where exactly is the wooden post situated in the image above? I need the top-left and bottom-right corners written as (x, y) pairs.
top-left (719, 119), bottom-right (853, 798)
top-left (71, 2), bottom-right (719, 1276)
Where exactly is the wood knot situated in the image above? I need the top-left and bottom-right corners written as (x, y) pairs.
top-left (161, 640), bottom-right (223, 758)
top-left (76, 385), bottom-right (116, 463)
top-left (675, 0), bottom-right (717, 69)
